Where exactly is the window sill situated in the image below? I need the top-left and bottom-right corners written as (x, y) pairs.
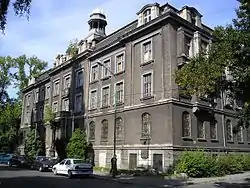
top-left (90, 80), bottom-right (98, 84)
top-left (101, 76), bottom-right (111, 81)
top-left (53, 94), bottom-right (59, 97)
top-left (114, 70), bottom-right (125, 76)
top-left (227, 141), bottom-right (234, 144)
top-left (88, 108), bottom-right (97, 111)
top-left (113, 102), bottom-right (124, 106)
top-left (100, 139), bottom-right (108, 142)
top-left (197, 138), bottom-right (207, 142)
top-left (140, 96), bottom-right (154, 101)
top-left (100, 105), bottom-right (110, 109)
top-left (140, 59), bottom-right (154, 67)
top-left (238, 141), bottom-right (244, 144)
top-left (140, 137), bottom-right (151, 141)
top-left (211, 139), bottom-right (219, 143)
top-left (182, 137), bottom-right (193, 141)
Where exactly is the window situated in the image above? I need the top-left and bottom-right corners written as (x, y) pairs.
top-left (247, 127), bottom-right (250, 142)
top-left (64, 76), bottom-right (71, 89)
top-left (182, 112), bottom-right (191, 137)
top-left (210, 120), bottom-right (217, 140)
top-left (75, 94), bottom-right (82, 112)
top-left (197, 119), bottom-right (205, 139)
top-left (226, 119), bottom-right (233, 141)
top-left (39, 106), bottom-right (44, 120)
top-left (26, 95), bottom-right (31, 106)
top-left (142, 41), bottom-right (152, 62)
top-left (115, 81), bottom-right (124, 103)
top-left (102, 86), bottom-right (110, 107)
top-left (26, 111), bottom-right (30, 123)
top-left (184, 36), bottom-right (193, 57)
top-left (102, 59), bottom-right (111, 78)
top-left (33, 108), bottom-right (37, 120)
top-left (142, 72), bottom-right (153, 98)
top-left (53, 102), bottom-right (58, 112)
top-left (90, 90), bottom-right (97, 109)
top-left (141, 113), bottom-right (151, 138)
top-left (115, 117), bottom-right (123, 140)
top-left (201, 41), bottom-right (208, 53)
top-left (35, 91), bottom-right (39, 102)
top-left (101, 119), bottom-right (108, 140)
top-left (115, 53), bottom-right (125, 73)
top-left (237, 126), bottom-right (244, 142)
top-left (89, 121), bottom-right (95, 140)
top-left (62, 98), bottom-right (69, 111)
top-left (91, 64), bottom-right (99, 82)
top-left (143, 9), bottom-right (151, 23)
top-left (76, 70), bottom-right (83, 88)
top-left (41, 88), bottom-right (45, 100)
top-left (191, 13), bottom-right (196, 25)
top-left (46, 85), bottom-right (50, 99)
top-left (53, 81), bottom-right (60, 96)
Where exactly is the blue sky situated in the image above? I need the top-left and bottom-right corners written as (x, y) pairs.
top-left (2, 0), bottom-right (239, 98)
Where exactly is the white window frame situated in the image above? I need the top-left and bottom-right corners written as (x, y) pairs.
top-left (141, 70), bottom-right (154, 99)
top-left (90, 63), bottom-right (99, 82)
top-left (101, 58), bottom-right (111, 78)
top-left (115, 52), bottom-right (125, 74)
top-left (89, 89), bottom-right (98, 109)
top-left (141, 38), bottom-right (153, 63)
top-left (75, 94), bottom-right (82, 112)
top-left (114, 80), bottom-right (124, 104)
top-left (26, 94), bottom-right (31, 106)
top-left (184, 34), bottom-right (194, 58)
top-left (53, 80), bottom-right (60, 96)
top-left (101, 84), bottom-right (110, 107)
top-left (63, 74), bottom-right (71, 89)
top-left (52, 101), bottom-right (58, 112)
top-left (75, 69), bottom-right (83, 88)
top-left (143, 9), bottom-right (152, 23)
top-left (45, 84), bottom-right (50, 99)
top-left (34, 90), bottom-right (39, 102)
top-left (62, 98), bottom-right (69, 111)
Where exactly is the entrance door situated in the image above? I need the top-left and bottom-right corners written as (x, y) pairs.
top-left (129, 153), bottom-right (137, 170)
top-left (153, 154), bottom-right (163, 172)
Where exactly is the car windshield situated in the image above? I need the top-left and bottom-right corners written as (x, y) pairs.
top-left (73, 160), bottom-right (85, 164)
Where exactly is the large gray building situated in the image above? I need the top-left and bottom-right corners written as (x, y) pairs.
top-left (20, 2), bottom-right (250, 171)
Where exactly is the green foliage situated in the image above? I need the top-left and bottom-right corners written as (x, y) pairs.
top-left (24, 128), bottom-right (43, 161)
top-left (44, 105), bottom-right (55, 124)
top-left (0, 0), bottom-right (32, 31)
top-left (175, 151), bottom-right (250, 178)
top-left (65, 39), bottom-right (78, 57)
top-left (66, 128), bottom-right (87, 159)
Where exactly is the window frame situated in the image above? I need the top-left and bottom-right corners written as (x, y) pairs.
top-left (182, 111), bottom-right (191, 138)
top-left (141, 38), bottom-right (153, 63)
top-left (52, 101), bottom-right (58, 112)
top-left (53, 80), bottom-right (60, 96)
top-left (101, 84), bottom-right (110, 107)
top-left (141, 70), bottom-right (153, 99)
top-left (197, 119), bottom-right (205, 139)
top-left (143, 8), bottom-right (152, 23)
top-left (75, 69), bottom-right (83, 88)
top-left (89, 121), bottom-right (95, 140)
top-left (90, 63), bottom-right (99, 82)
top-left (114, 80), bottom-right (124, 104)
top-left (210, 120), bottom-right (217, 140)
top-left (115, 52), bottom-right (125, 74)
top-left (62, 98), bottom-right (69, 111)
top-left (75, 93), bottom-right (82, 112)
top-left (101, 58), bottom-right (111, 78)
top-left (101, 119), bottom-right (108, 141)
top-left (63, 74), bottom-right (71, 89)
top-left (226, 119), bottom-right (233, 142)
top-left (89, 89), bottom-right (98, 109)
top-left (45, 84), bottom-right (50, 99)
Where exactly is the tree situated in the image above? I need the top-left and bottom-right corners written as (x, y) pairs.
top-left (65, 39), bottom-right (78, 57)
top-left (0, 0), bottom-right (32, 32)
top-left (66, 128), bottom-right (87, 159)
top-left (24, 128), bottom-right (43, 161)
top-left (175, 0), bottom-right (250, 127)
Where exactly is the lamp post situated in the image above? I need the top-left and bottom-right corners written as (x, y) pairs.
top-left (97, 60), bottom-right (117, 178)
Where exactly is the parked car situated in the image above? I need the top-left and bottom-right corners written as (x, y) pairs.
top-left (0, 154), bottom-right (21, 167)
top-left (31, 156), bottom-right (57, 172)
top-left (52, 158), bottom-right (93, 178)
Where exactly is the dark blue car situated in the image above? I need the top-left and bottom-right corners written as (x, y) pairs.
top-left (0, 154), bottom-right (21, 166)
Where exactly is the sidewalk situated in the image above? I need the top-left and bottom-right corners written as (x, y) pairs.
top-left (93, 171), bottom-right (186, 188)
top-left (93, 171), bottom-right (250, 187)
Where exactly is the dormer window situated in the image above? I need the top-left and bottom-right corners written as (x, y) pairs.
top-left (143, 9), bottom-right (151, 23)
top-left (191, 13), bottom-right (196, 25)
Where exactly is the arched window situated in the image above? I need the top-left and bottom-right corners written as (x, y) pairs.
top-left (182, 112), bottom-right (191, 137)
top-left (101, 119), bottom-right (108, 140)
top-left (89, 121), bottom-right (95, 140)
top-left (141, 113), bottom-right (151, 139)
top-left (210, 120), bottom-right (217, 140)
top-left (237, 126), bottom-right (243, 142)
top-left (226, 119), bottom-right (233, 141)
top-left (115, 117), bottom-right (123, 139)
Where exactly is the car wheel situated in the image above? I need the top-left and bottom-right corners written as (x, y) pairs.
top-left (68, 170), bottom-right (72, 178)
top-left (53, 168), bottom-right (57, 175)
top-left (39, 166), bottom-right (43, 172)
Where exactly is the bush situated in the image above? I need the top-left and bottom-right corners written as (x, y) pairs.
top-left (175, 151), bottom-right (249, 178)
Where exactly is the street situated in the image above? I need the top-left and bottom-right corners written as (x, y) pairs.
top-left (0, 165), bottom-right (138, 188)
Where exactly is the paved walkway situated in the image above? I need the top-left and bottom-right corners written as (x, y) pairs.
top-left (93, 171), bottom-right (250, 187)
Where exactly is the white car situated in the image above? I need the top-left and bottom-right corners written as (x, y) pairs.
top-left (52, 158), bottom-right (93, 178)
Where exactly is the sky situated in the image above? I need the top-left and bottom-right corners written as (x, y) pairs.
top-left (1, 0), bottom-right (239, 98)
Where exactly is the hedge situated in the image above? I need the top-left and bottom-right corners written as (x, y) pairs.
top-left (175, 150), bottom-right (250, 178)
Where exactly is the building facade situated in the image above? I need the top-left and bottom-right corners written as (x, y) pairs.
top-left (20, 3), bottom-right (250, 171)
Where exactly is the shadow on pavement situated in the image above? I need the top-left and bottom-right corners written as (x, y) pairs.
top-left (0, 165), bottom-right (28, 171)
top-left (214, 178), bottom-right (250, 188)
